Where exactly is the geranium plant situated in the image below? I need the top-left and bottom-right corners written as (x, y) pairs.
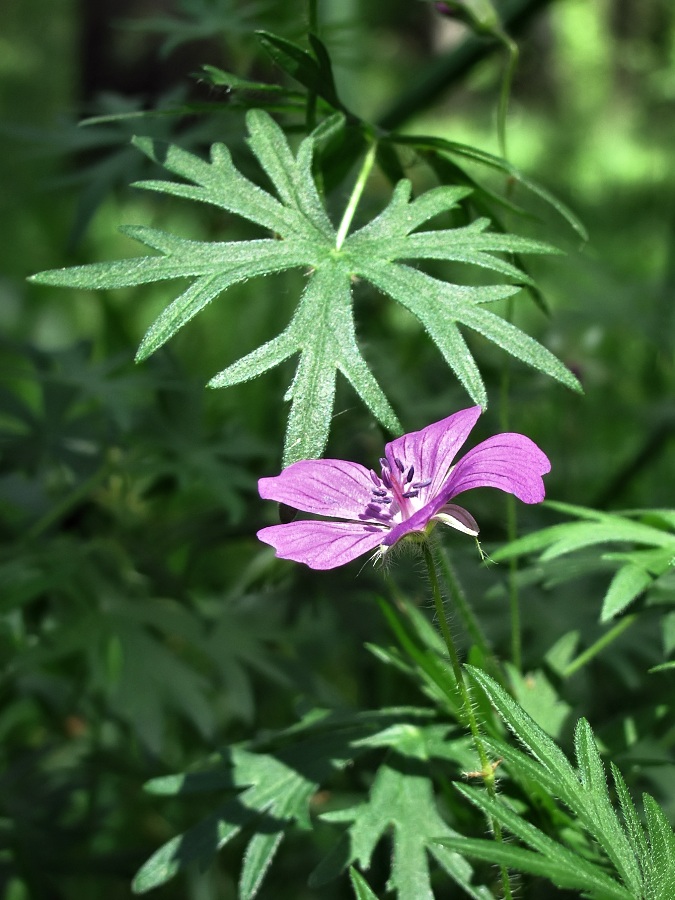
top-left (22, 2), bottom-right (675, 899)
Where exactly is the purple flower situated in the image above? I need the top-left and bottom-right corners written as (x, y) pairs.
top-left (257, 406), bottom-right (550, 570)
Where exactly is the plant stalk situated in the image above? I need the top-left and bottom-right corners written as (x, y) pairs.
top-left (563, 615), bottom-right (637, 678)
top-left (422, 542), bottom-right (513, 900)
top-left (495, 29), bottom-right (519, 162)
top-left (306, 0), bottom-right (319, 131)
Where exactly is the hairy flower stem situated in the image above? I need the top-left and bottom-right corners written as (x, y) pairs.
top-left (335, 142), bottom-right (377, 250)
top-left (422, 542), bottom-right (513, 900)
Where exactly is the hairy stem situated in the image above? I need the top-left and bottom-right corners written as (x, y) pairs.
top-left (422, 542), bottom-right (513, 900)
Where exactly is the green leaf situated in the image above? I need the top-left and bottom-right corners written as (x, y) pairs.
top-left (495, 504), bottom-right (675, 622)
top-left (349, 867), bottom-right (380, 900)
top-left (437, 837), bottom-right (633, 899)
top-left (611, 764), bottom-right (650, 869)
top-left (601, 564), bottom-right (654, 621)
top-left (133, 708), bottom-right (441, 896)
top-left (257, 30), bottom-right (345, 111)
top-left (643, 794), bottom-right (675, 899)
top-left (450, 782), bottom-right (634, 899)
top-left (238, 825), bottom-right (286, 900)
top-left (465, 668), bottom-right (675, 899)
top-left (466, 667), bottom-right (582, 802)
top-left (507, 664), bottom-right (571, 739)
top-left (611, 769), bottom-right (675, 898)
top-left (133, 743), bottom-right (328, 893)
top-left (209, 259), bottom-right (400, 466)
top-left (574, 720), bottom-right (641, 892)
top-left (648, 660), bottom-right (675, 673)
top-left (33, 110), bottom-right (579, 464)
top-left (318, 725), bottom-right (492, 900)
top-left (200, 64), bottom-right (294, 95)
top-left (390, 133), bottom-right (588, 240)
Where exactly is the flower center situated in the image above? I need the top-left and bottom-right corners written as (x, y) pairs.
top-left (359, 456), bottom-right (432, 525)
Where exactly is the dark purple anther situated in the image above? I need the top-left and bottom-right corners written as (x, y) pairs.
top-left (381, 468), bottom-right (392, 489)
top-left (372, 488), bottom-right (387, 497)
top-left (405, 465), bottom-right (415, 483)
top-left (402, 490), bottom-right (419, 499)
top-left (379, 457), bottom-right (389, 469)
top-left (394, 457), bottom-right (405, 473)
top-left (369, 469), bottom-right (380, 485)
top-left (412, 479), bottom-right (432, 489)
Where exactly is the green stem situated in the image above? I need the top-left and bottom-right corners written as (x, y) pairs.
top-left (377, 0), bottom-right (547, 132)
top-left (308, 0), bottom-right (318, 32)
top-left (562, 615), bottom-right (637, 678)
top-left (335, 141), bottom-right (377, 250)
top-left (306, 0), bottom-right (319, 132)
top-left (422, 542), bottom-right (513, 900)
top-left (495, 29), bottom-right (519, 162)
top-left (423, 545), bottom-right (487, 758)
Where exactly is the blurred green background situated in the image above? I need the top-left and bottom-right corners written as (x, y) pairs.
top-left (1, 1), bottom-right (674, 897)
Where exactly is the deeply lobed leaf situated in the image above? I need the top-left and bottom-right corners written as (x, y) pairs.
top-left (466, 668), bottom-right (675, 900)
top-left (32, 110), bottom-right (580, 464)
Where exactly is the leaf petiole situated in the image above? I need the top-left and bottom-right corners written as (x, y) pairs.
top-left (335, 141), bottom-right (378, 250)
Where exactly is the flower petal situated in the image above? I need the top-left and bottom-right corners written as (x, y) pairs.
top-left (434, 503), bottom-right (480, 536)
top-left (258, 459), bottom-right (373, 519)
top-left (440, 433), bottom-right (551, 504)
top-left (257, 521), bottom-right (386, 570)
top-left (384, 406), bottom-right (481, 495)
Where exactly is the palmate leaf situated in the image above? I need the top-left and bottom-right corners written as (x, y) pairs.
top-left (314, 724), bottom-right (492, 900)
top-left (448, 668), bottom-right (675, 899)
top-left (32, 110), bottom-right (580, 466)
top-left (494, 501), bottom-right (675, 621)
top-left (132, 708), bottom-right (489, 900)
